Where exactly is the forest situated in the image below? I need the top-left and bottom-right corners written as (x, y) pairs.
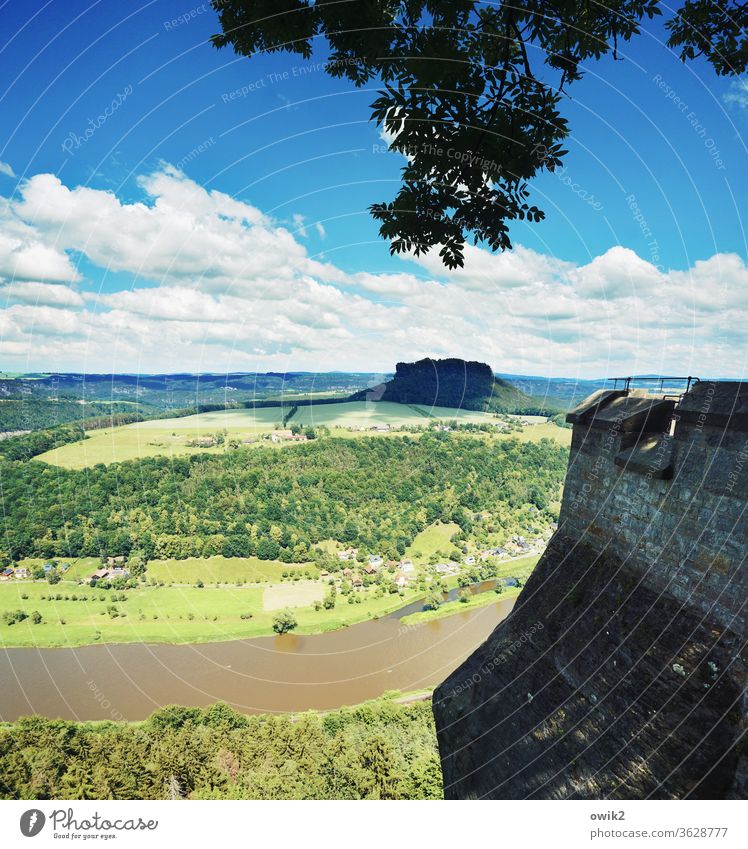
top-left (0, 697), bottom-right (442, 800)
top-left (0, 434), bottom-right (567, 564)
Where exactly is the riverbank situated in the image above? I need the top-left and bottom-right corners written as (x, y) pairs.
top-left (0, 579), bottom-right (425, 648)
top-left (0, 553), bottom-right (539, 649)
top-left (0, 593), bottom-right (516, 722)
top-left (400, 584), bottom-right (523, 625)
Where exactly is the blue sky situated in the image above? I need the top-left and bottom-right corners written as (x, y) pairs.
top-left (0, 0), bottom-right (746, 378)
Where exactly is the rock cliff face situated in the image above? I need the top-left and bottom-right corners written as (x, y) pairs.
top-left (348, 358), bottom-right (534, 411)
top-left (433, 381), bottom-right (747, 799)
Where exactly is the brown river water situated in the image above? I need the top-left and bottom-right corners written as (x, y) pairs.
top-left (0, 594), bottom-right (515, 721)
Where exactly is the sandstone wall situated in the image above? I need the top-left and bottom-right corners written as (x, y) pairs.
top-left (433, 381), bottom-right (747, 799)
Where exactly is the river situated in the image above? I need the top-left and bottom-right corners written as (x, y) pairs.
top-left (0, 594), bottom-right (515, 721)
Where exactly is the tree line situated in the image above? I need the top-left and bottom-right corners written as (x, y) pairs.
top-left (0, 433), bottom-right (567, 564)
top-left (0, 698), bottom-right (442, 800)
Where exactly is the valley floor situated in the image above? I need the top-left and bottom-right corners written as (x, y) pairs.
top-left (0, 552), bottom-right (540, 648)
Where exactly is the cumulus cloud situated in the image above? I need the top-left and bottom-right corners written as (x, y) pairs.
top-left (0, 198), bottom-right (81, 283)
top-left (724, 78), bottom-right (748, 111)
top-left (0, 164), bottom-right (746, 379)
top-left (1, 281), bottom-right (85, 308)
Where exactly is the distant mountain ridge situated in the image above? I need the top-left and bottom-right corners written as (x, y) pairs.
top-left (349, 357), bottom-right (539, 412)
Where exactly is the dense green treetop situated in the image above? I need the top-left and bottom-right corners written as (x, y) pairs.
top-left (0, 434), bottom-right (566, 562)
top-left (211, 0), bottom-right (747, 267)
top-left (0, 698), bottom-right (442, 800)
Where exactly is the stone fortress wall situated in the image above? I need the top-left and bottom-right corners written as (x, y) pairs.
top-left (433, 381), bottom-right (747, 799)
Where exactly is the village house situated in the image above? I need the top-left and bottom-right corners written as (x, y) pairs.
top-left (394, 573), bottom-right (409, 588)
top-left (351, 575), bottom-right (363, 588)
top-left (14, 567), bottom-right (29, 579)
top-left (371, 424), bottom-right (390, 433)
top-left (363, 564), bottom-right (377, 575)
top-left (89, 568), bottom-right (110, 583)
top-left (464, 555), bottom-right (476, 566)
top-left (508, 535), bottom-right (532, 552)
top-left (271, 430), bottom-right (308, 443)
top-left (342, 568), bottom-right (353, 578)
top-left (368, 554), bottom-right (383, 567)
top-left (271, 429), bottom-right (293, 443)
top-left (398, 558), bottom-right (414, 573)
top-left (0, 568), bottom-right (14, 581)
top-left (338, 547), bottom-right (358, 561)
top-left (480, 547), bottom-right (507, 560)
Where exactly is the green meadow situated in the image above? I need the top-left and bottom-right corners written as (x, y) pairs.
top-left (400, 584), bottom-right (524, 625)
top-left (145, 555), bottom-right (312, 584)
top-left (0, 576), bottom-right (424, 648)
top-left (36, 401), bottom-right (569, 469)
top-left (405, 522), bottom-right (461, 563)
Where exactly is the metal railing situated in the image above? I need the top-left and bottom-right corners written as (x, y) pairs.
top-left (607, 375), bottom-right (699, 400)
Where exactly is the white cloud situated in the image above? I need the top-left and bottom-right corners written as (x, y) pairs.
top-left (0, 164), bottom-right (746, 379)
top-left (0, 198), bottom-right (81, 283)
top-left (724, 77), bottom-right (748, 110)
top-left (292, 213), bottom-right (307, 238)
top-left (0, 161), bottom-right (15, 178)
top-left (1, 280), bottom-right (84, 308)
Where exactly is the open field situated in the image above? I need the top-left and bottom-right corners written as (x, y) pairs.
top-left (507, 421), bottom-right (571, 446)
top-left (36, 401), bottom-right (570, 468)
top-left (36, 408), bottom-right (286, 468)
top-left (263, 581), bottom-right (324, 610)
top-left (0, 577), bottom-right (423, 647)
top-left (146, 556), bottom-right (312, 584)
top-left (405, 522), bottom-right (460, 563)
top-left (292, 400), bottom-right (430, 428)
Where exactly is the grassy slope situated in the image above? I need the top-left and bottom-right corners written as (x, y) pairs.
top-left (405, 522), bottom-right (460, 562)
top-left (36, 402), bottom-right (570, 469)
